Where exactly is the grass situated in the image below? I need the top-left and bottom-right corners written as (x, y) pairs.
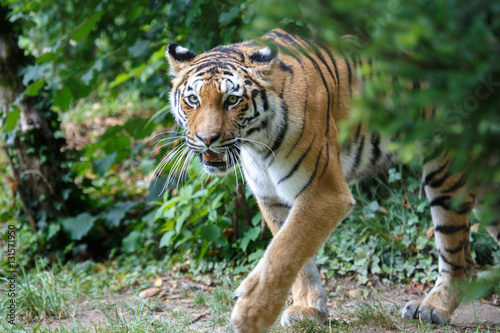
top-left (2, 256), bottom-right (499, 333)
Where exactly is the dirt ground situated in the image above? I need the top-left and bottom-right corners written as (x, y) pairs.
top-left (40, 273), bottom-right (499, 333)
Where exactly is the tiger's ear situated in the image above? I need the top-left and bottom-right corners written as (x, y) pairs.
top-left (249, 46), bottom-right (278, 73)
top-left (165, 42), bottom-right (197, 76)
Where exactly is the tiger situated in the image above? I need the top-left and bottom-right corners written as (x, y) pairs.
top-left (164, 29), bottom-right (500, 332)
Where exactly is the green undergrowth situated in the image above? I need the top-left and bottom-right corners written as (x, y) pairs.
top-left (319, 163), bottom-right (499, 286)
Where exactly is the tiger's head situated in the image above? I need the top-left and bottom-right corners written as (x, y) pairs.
top-left (165, 41), bottom-right (282, 176)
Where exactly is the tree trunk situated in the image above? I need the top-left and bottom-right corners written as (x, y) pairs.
top-left (0, 6), bottom-right (86, 228)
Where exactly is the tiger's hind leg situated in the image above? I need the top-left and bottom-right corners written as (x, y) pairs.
top-left (280, 259), bottom-right (329, 326)
top-left (403, 157), bottom-right (475, 324)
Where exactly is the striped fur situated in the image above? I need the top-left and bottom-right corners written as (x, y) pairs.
top-left (165, 30), bottom-right (500, 332)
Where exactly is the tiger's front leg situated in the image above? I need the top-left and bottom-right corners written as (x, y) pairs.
top-left (230, 177), bottom-right (354, 332)
top-left (239, 198), bottom-right (329, 327)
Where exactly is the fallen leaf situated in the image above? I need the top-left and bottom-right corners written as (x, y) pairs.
top-left (189, 311), bottom-right (209, 324)
top-left (154, 277), bottom-right (163, 287)
top-left (405, 282), bottom-right (425, 296)
top-left (426, 226), bottom-right (434, 239)
top-left (167, 294), bottom-right (183, 300)
top-left (138, 287), bottom-right (161, 298)
top-left (470, 223), bottom-right (480, 233)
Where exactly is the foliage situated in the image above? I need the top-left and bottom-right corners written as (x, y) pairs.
top-left (0, 0), bottom-right (252, 263)
top-left (152, 158), bottom-right (265, 271)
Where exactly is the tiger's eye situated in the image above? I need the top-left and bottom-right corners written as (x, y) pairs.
top-left (227, 95), bottom-right (240, 105)
top-left (187, 95), bottom-right (199, 104)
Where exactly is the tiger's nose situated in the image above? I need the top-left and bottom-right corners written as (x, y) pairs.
top-left (196, 134), bottom-right (220, 147)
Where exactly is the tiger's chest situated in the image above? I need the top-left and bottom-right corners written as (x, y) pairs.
top-left (240, 148), bottom-right (308, 206)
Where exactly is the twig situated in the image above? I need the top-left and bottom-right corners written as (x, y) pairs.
top-left (236, 183), bottom-right (253, 226)
top-left (21, 169), bottom-right (56, 195)
top-left (1, 145), bottom-right (37, 230)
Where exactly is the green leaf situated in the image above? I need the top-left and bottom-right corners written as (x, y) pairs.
top-left (248, 249), bottom-right (265, 263)
top-left (159, 230), bottom-right (176, 248)
top-left (61, 213), bottom-right (96, 240)
top-left (200, 224), bottom-right (220, 242)
top-left (36, 52), bottom-right (56, 63)
top-left (22, 63), bottom-right (48, 86)
top-left (47, 223), bottom-right (61, 240)
top-left (4, 106), bottom-right (20, 132)
top-left (54, 87), bottom-right (73, 110)
top-left (124, 117), bottom-right (150, 140)
top-left (102, 201), bottom-right (136, 227)
top-left (175, 208), bottom-right (191, 233)
top-left (247, 226), bottom-right (261, 241)
top-left (146, 104), bottom-right (170, 127)
top-left (219, 6), bottom-right (240, 25)
top-left (128, 39), bottom-right (149, 58)
top-left (122, 231), bottom-right (144, 253)
top-left (109, 73), bottom-right (131, 88)
top-left (25, 79), bottom-right (45, 96)
top-left (72, 12), bottom-right (103, 43)
top-left (93, 152), bottom-right (117, 175)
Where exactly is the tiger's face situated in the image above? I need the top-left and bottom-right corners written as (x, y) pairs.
top-left (165, 43), bottom-right (279, 176)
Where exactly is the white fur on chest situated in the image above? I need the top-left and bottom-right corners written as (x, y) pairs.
top-left (241, 149), bottom-right (304, 206)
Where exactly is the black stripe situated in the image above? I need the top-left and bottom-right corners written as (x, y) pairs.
top-left (319, 141), bottom-right (330, 179)
top-left (210, 45), bottom-right (245, 61)
top-left (278, 135), bottom-right (316, 184)
top-left (265, 99), bottom-right (288, 160)
top-left (321, 45), bottom-right (341, 109)
top-left (423, 159), bottom-right (450, 186)
top-left (370, 133), bottom-right (381, 166)
top-left (298, 37), bottom-right (339, 125)
top-left (296, 146), bottom-right (324, 197)
top-left (285, 91), bottom-right (308, 158)
top-left (434, 224), bottom-right (469, 234)
top-left (344, 56), bottom-right (353, 97)
top-left (260, 90), bottom-right (269, 111)
top-left (250, 89), bottom-right (259, 117)
top-left (429, 172), bottom-right (450, 188)
top-left (352, 135), bottom-right (365, 172)
top-left (429, 195), bottom-right (452, 208)
top-left (269, 202), bottom-right (292, 209)
top-left (441, 175), bottom-right (466, 194)
top-left (269, 30), bottom-right (332, 137)
top-left (244, 120), bottom-right (267, 137)
top-left (193, 61), bottom-right (231, 73)
top-left (439, 253), bottom-right (466, 271)
top-left (175, 89), bottom-right (181, 107)
top-left (278, 61), bottom-right (293, 71)
top-left (354, 123), bottom-right (362, 142)
top-left (444, 239), bottom-right (468, 254)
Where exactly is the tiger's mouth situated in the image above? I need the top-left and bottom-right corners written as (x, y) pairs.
top-left (199, 148), bottom-right (239, 175)
top-left (201, 150), bottom-right (227, 166)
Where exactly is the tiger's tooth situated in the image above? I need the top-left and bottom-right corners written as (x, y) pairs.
top-left (203, 153), bottom-right (210, 162)
top-left (222, 154), bottom-right (226, 162)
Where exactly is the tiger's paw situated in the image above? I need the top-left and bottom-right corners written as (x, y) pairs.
top-left (231, 268), bottom-right (282, 333)
top-left (280, 305), bottom-right (328, 327)
top-left (402, 300), bottom-right (451, 325)
top-left (231, 295), bottom-right (267, 333)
